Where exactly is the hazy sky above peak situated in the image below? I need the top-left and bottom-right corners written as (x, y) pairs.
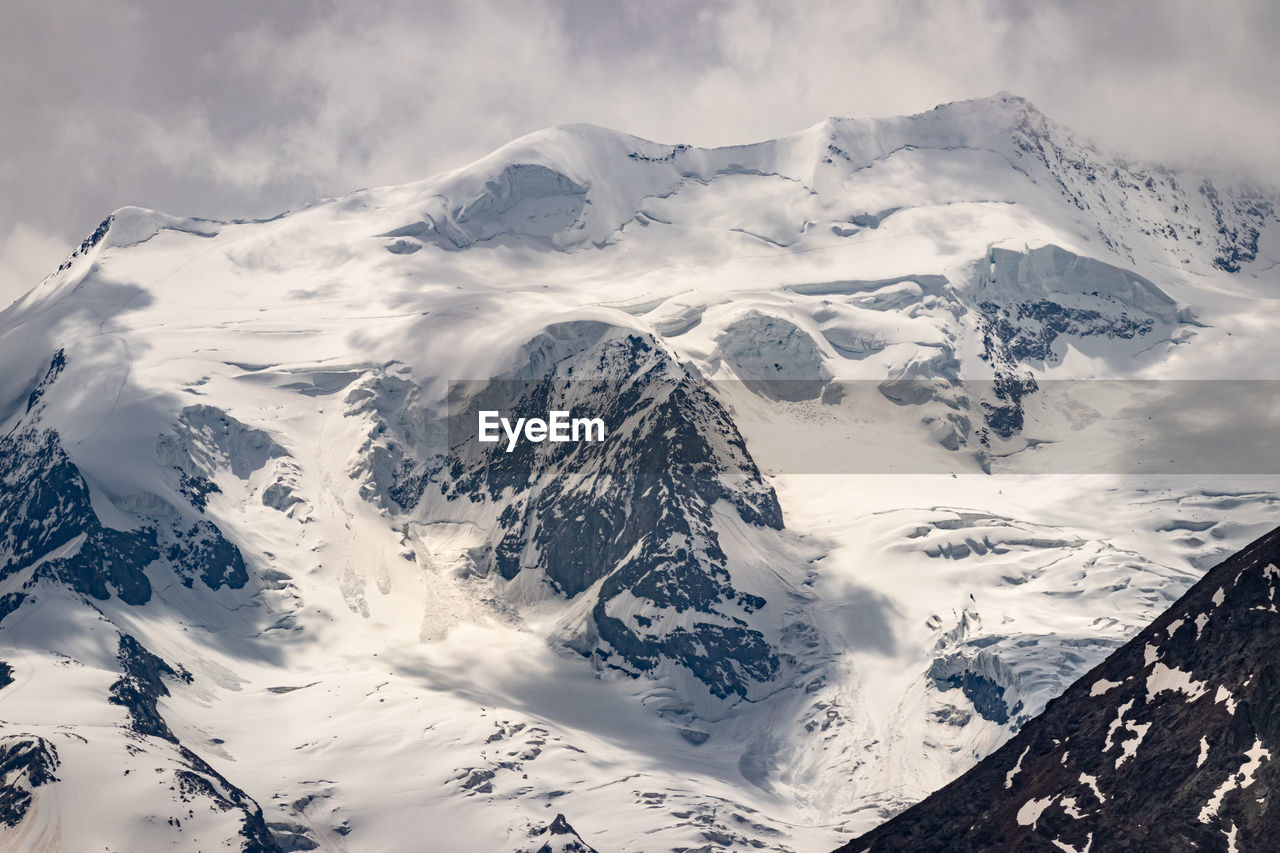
top-left (2, 0), bottom-right (1277, 307)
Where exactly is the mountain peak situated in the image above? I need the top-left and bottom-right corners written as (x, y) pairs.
top-left (519, 814), bottom-right (599, 853)
top-left (917, 90), bottom-right (1041, 119)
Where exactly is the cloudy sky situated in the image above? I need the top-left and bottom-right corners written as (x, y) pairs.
top-left (2, 0), bottom-right (1277, 307)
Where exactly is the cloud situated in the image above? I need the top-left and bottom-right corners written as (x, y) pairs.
top-left (0, 224), bottom-right (71, 311)
top-left (1, 0), bottom-right (1277, 303)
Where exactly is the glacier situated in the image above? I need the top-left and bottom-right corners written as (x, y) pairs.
top-left (0, 92), bottom-right (1278, 851)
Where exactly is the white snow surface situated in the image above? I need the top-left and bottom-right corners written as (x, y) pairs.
top-left (1199, 738), bottom-right (1272, 824)
top-left (0, 93), bottom-right (1279, 851)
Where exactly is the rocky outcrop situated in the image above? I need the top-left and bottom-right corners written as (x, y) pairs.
top-left (519, 813), bottom-right (598, 853)
top-left (838, 524), bottom-right (1280, 852)
top-left (439, 321), bottom-right (792, 701)
top-left (0, 736), bottom-right (59, 828)
top-left (2, 355), bottom-right (255, 602)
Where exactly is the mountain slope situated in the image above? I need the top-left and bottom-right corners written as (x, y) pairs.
top-left (0, 93), bottom-right (1278, 850)
top-left (838, 523), bottom-right (1280, 852)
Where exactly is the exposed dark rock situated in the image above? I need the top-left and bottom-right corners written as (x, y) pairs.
top-left (108, 633), bottom-right (190, 742)
top-left (838, 524), bottom-right (1280, 852)
top-left (1, 425), bottom-right (157, 605)
top-left (1199, 181), bottom-right (1273, 272)
top-left (54, 216), bottom-right (112, 273)
top-left (932, 705), bottom-right (973, 727)
top-left (979, 299), bottom-right (1153, 366)
top-left (628, 143), bottom-right (691, 163)
top-left (972, 245), bottom-right (1181, 444)
top-left (0, 736), bottom-right (60, 827)
top-left (105, 633), bottom-right (279, 850)
top-left (519, 813), bottom-right (599, 853)
top-left (24, 348), bottom-right (65, 412)
top-left (929, 665), bottom-right (1023, 727)
top-left (0, 592), bottom-right (28, 626)
top-left (164, 520), bottom-right (249, 590)
top-left (1008, 101), bottom-right (1279, 270)
top-left (388, 456), bottom-right (427, 511)
top-left (458, 767), bottom-right (496, 794)
top-left (178, 469), bottom-right (221, 512)
top-left (2, 354), bottom-right (254, 601)
top-left (443, 322), bottom-right (785, 699)
top-left (175, 746), bottom-right (281, 853)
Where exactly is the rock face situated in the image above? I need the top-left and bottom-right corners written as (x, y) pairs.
top-left (0, 353), bottom-right (290, 851)
top-left (837, 524), bottom-right (1280, 853)
top-left (430, 321), bottom-right (794, 701)
top-left (0, 424), bottom-right (158, 604)
top-left (1, 354), bottom-right (253, 603)
top-left (519, 813), bottom-right (599, 853)
top-left (0, 353), bottom-right (160, 605)
top-left (0, 736), bottom-right (60, 827)
top-left (969, 244), bottom-right (1189, 444)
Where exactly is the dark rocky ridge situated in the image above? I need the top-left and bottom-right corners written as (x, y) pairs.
top-left (0, 425), bottom-right (159, 604)
top-left (838, 523), bottom-right (1280, 852)
top-left (519, 813), bottom-right (598, 853)
top-left (109, 633), bottom-right (191, 742)
top-left (0, 354), bottom-right (286, 850)
top-left (1, 353), bottom-right (253, 605)
top-left (105, 633), bottom-right (283, 850)
top-left (0, 735), bottom-right (60, 828)
top-left (435, 321), bottom-right (791, 700)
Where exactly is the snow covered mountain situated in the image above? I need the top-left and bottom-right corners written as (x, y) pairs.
top-left (0, 93), bottom-right (1278, 851)
top-left (837, 523), bottom-right (1280, 853)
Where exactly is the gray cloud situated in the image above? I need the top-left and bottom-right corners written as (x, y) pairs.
top-left (2, 0), bottom-right (1277, 307)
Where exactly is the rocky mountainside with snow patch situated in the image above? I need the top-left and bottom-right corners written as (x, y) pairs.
top-left (838, 523), bottom-right (1280, 853)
